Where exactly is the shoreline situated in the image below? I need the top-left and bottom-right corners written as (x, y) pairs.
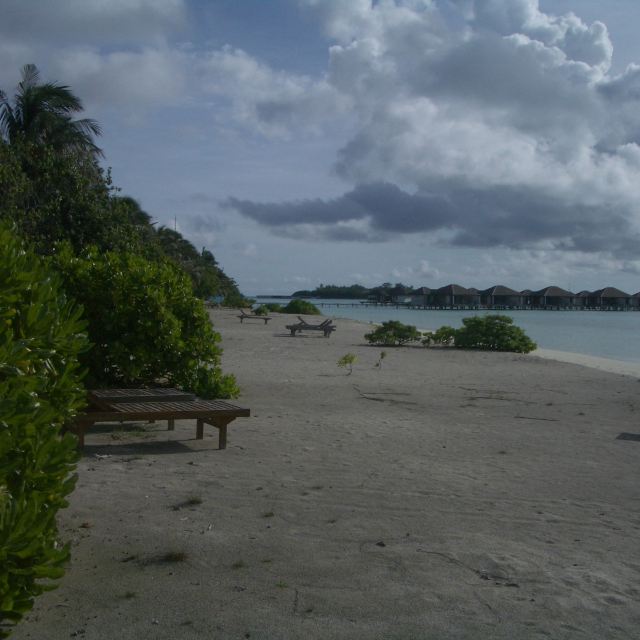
top-left (532, 348), bottom-right (640, 377)
top-left (327, 314), bottom-right (640, 378)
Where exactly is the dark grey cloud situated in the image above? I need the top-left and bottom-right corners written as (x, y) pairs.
top-left (227, 181), bottom-right (640, 255)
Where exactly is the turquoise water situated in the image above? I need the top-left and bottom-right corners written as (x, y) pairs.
top-left (255, 297), bottom-right (640, 364)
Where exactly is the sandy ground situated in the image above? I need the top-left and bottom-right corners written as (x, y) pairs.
top-left (10, 310), bottom-right (640, 639)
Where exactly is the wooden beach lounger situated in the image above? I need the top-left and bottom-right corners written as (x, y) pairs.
top-left (285, 317), bottom-right (336, 337)
top-left (72, 389), bottom-right (250, 448)
top-left (238, 309), bottom-right (271, 324)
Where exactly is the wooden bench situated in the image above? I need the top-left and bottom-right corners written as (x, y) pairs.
top-left (73, 391), bottom-right (250, 448)
top-left (238, 310), bottom-right (271, 324)
top-left (286, 317), bottom-right (336, 337)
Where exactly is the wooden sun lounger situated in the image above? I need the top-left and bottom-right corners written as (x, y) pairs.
top-left (285, 317), bottom-right (336, 337)
top-left (88, 388), bottom-right (196, 409)
top-left (73, 391), bottom-right (250, 448)
top-left (238, 309), bottom-right (271, 324)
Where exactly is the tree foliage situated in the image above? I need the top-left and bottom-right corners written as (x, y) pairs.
top-left (281, 299), bottom-right (321, 315)
top-left (452, 315), bottom-right (537, 353)
top-left (0, 226), bottom-right (87, 636)
top-left (364, 320), bottom-right (422, 346)
top-left (0, 64), bottom-right (101, 157)
top-left (292, 284), bottom-right (370, 299)
top-left (51, 246), bottom-right (239, 398)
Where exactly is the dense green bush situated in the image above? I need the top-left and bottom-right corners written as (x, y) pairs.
top-left (253, 305), bottom-right (271, 316)
top-left (453, 315), bottom-right (537, 353)
top-left (423, 326), bottom-right (457, 346)
top-left (264, 303), bottom-right (283, 312)
top-left (364, 320), bottom-right (422, 346)
top-left (0, 226), bottom-right (87, 635)
top-left (281, 299), bottom-right (320, 315)
top-left (51, 246), bottom-right (239, 398)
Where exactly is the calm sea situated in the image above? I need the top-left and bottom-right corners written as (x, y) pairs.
top-left (255, 297), bottom-right (640, 364)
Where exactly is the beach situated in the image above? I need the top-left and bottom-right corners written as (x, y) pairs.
top-left (12, 310), bottom-right (640, 639)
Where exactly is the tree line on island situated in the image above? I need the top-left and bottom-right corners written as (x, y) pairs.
top-left (0, 65), bottom-right (246, 633)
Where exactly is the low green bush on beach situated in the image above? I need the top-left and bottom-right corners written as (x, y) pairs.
top-left (422, 326), bottom-right (457, 346)
top-left (364, 320), bottom-right (422, 346)
top-left (253, 304), bottom-right (272, 316)
top-left (0, 226), bottom-right (87, 635)
top-left (51, 246), bottom-right (239, 398)
top-left (453, 315), bottom-right (537, 353)
top-left (424, 315), bottom-right (536, 353)
top-left (281, 299), bottom-right (320, 315)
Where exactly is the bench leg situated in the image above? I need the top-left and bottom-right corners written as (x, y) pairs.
top-left (71, 421), bottom-right (89, 448)
top-left (201, 417), bottom-right (233, 449)
top-left (168, 418), bottom-right (175, 431)
top-left (218, 424), bottom-right (228, 449)
top-left (77, 425), bottom-right (86, 448)
top-left (196, 418), bottom-right (204, 439)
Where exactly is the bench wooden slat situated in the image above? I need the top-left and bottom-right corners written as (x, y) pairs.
top-left (72, 398), bottom-right (250, 448)
top-left (88, 388), bottom-right (195, 409)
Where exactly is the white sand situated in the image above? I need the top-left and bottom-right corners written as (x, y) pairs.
top-left (10, 311), bottom-right (640, 639)
top-left (534, 348), bottom-right (640, 378)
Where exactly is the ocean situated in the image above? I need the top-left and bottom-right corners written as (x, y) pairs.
top-left (255, 297), bottom-right (640, 364)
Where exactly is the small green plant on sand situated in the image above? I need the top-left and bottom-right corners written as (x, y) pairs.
top-left (375, 351), bottom-right (387, 369)
top-left (338, 353), bottom-right (357, 375)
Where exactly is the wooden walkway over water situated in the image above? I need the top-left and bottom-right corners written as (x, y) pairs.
top-left (310, 302), bottom-right (639, 312)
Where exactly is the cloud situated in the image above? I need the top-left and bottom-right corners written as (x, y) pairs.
top-left (198, 47), bottom-right (350, 137)
top-left (225, 0), bottom-right (640, 258)
top-left (3, 0), bottom-right (640, 264)
top-left (228, 179), bottom-right (640, 255)
top-left (0, 0), bottom-right (186, 46)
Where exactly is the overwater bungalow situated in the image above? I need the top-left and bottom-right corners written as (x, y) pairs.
top-left (528, 286), bottom-right (575, 308)
top-left (587, 287), bottom-right (633, 309)
top-left (374, 283), bottom-right (640, 311)
top-left (406, 287), bottom-right (431, 307)
top-left (573, 290), bottom-right (591, 308)
top-left (480, 285), bottom-right (523, 308)
top-left (434, 284), bottom-right (481, 308)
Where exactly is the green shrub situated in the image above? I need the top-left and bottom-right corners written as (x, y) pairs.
top-left (253, 305), bottom-right (270, 316)
top-left (51, 246), bottom-right (239, 398)
top-left (281, 299), bottom-right (320, 315)
top-left (0, 226), bottom-right (88, 635)
top-left (423, 325), bottom-right (457, 346)
top-left (453, 315), bottom-right (537, 353)
top-left (264, 303), bottom-right (283, 313)
top-left (364, 320), bottom-right (421, 346)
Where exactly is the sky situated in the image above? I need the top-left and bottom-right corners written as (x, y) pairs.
top-left (2, 0), bottom-right (640, 295)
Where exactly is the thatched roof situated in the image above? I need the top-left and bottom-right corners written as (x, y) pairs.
top-left (412, 287), bottom-right (431, 295)
top-left (480, 285), bottom-right (521, 296)
top-left (437, 284), bottom-right (476, 295)
top-left (590, 287), bottom-right (631, 298)
top-left (531, 286), bottom-right (574, 297)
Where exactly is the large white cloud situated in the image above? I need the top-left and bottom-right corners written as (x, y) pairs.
top-left (227, 0), bottom-right (640, 257)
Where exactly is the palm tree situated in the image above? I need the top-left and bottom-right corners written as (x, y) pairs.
top-left (0, 64), bottom-right (102, 156)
